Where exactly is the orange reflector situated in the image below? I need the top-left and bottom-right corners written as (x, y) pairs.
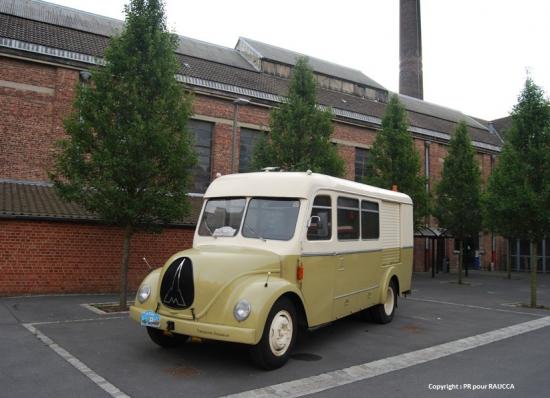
top-left (297, 263), bottom-right (304, 281)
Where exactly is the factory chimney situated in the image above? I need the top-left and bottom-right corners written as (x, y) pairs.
top-left (399, 0), bottom-right (423, 99)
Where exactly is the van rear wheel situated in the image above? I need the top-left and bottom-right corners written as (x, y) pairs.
top-left (250, 297), bottom-right (297, 370)
top-left (370, 280), bottom-right (397, 324)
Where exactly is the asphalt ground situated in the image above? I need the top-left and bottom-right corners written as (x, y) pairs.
top-left (1, 271), bottom-right (549, 398)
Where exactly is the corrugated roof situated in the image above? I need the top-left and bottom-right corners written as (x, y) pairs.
top-left (491, 115), bottom-right (512, 135)
top-left (0, 0), bottom-right (122, 37)
top-left (0, 12), bottom-right (109, 57)
top-left (0, 180), bottom-right (202, 225)
top-left (0, 0), bottom-right (502, 149)
top-left (0, 0), bottom-right (255, 70)
top-left (177, 37), bottom-right (254, 71)
top-left (397, 93), bottom-right (488, 131)
top-left (239, 37), bottom-right (387, 91)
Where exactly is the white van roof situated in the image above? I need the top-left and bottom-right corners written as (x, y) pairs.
top-left (204, 172), bottom-right (413, 205)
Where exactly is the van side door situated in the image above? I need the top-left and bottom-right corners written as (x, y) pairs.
top-left (300, 193), bottom-right (336, 327)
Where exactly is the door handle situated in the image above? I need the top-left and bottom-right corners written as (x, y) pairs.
top-left (337, 256), bottom-right (345, 271)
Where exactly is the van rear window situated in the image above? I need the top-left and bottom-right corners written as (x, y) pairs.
top-left (337, 197), bottom-right (359, 240)
top-left (361, 200), bottom-right (380, 239)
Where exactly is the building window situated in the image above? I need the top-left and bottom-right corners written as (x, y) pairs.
top-left (239, 128), bottom-right (265, 173)
top-left (337, 197), bottom-right (359, 240)
top-left (307, 195), bottom-right (332, 241)
top-left (361, 200), bottom-right (379, 239)
top-left (355, 147), bottom-right (370, 182)
top-left (187, 119), bottom-right (212, 193)
top-left (510, 239), bottom-right (547, 272)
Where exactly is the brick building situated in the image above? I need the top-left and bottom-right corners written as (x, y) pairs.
top-left (0, 0), bottom-right (518, 295)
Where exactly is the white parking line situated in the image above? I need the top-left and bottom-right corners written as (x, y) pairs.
top-left (222, 316), bottom-right (550, 398)
top-left (23, 321), bottom-right (130, 398)
top-left (407, 297), bottom-right (542, 316)
top-left (30, 316), bottom-right (127, 326)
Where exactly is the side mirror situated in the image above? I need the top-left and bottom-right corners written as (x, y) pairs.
top-left (308, 215), bottom-right (321, 228)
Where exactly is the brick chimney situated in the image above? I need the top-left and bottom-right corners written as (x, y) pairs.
top-left (399, 0), bottom-right (423, 99)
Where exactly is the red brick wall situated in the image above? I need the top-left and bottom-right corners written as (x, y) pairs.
top-left (336, 144), bottom-right (355, 180)
top-left (1, 55), bottom-right (509, 285)
top-left (429, 142), bottom-right (448, 185)
top-left (0, 57), bottom-right (78, 182)
top-left (333, 123), bottom-right (377, 146)
top-left (0, 219), bottom-right (194, 296)
top-left (211, 123), bottom-right (233, 177)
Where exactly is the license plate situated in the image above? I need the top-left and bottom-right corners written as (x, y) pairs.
top-left (140, 311), bottom-right (161, 328)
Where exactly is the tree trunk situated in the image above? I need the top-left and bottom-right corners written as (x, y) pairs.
top-left (506, 239), bottom-right (512, 280)
top-left (530, 240), bottom-right (537, 308)
top-left (458, 240), bottom-right (463, 285)
top-left (119, 224), bottom-right (133, 310)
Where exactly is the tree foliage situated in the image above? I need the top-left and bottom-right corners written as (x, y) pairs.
top-left (251, 57), bottom-right (344, 176)
top-left (50, 0), bottom-right (196, 308)
top-left (484, 78), bottom-right (550, 241)
top-left (435, 121), bottom-right (482, 238)
top-left (484, 78), bottom-right (550, 306)
top-left (366, 94), bottom-right (429, 225)
top-left (435, 121), bottom-right (482, 283)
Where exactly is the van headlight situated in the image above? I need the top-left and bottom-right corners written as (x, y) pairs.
top-left (233, 299), bottom-right (251, 321)
top-left (137, 284), bottom-right (151, 303)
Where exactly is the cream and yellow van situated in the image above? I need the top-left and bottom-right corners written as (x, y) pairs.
top-left (130, 171), bottom-right (413, 369)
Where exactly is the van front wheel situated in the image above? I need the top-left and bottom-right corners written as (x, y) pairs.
top-left (250, 297), bottom-right (297, 370)
top-left (370, 280), bottom-right (397, 324)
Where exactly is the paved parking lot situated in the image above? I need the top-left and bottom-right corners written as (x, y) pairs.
top-left (2, 271), bottom-right (550, 398)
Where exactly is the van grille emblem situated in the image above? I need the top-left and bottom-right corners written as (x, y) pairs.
top-left (163, 258), bottom-right (187, 307)
top-left (160, 257), bottom-right (194, 309)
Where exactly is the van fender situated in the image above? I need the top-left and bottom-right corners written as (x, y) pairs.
top-left (378, 266), bottom-right (399, 304)
top-left (211, 275), bottom-right (306, 344)
top-left (133, 268), bottom-right (162, 311)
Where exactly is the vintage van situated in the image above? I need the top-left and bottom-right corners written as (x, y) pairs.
top-left (130, 171), bottom-right (413, 369)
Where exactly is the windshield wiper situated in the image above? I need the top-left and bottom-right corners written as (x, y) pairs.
top-left (243, 224), bottom-right (266, 241)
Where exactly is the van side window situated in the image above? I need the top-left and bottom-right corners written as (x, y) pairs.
top-left (307, 195), bottom-right (332, 241)
top-left (337, 197), bottom-right (359, 240)
top-left (361, 200), bottom-right (380, 239)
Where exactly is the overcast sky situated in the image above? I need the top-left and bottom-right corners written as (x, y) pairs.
top-left (47, 0), bottom-right (550, 121)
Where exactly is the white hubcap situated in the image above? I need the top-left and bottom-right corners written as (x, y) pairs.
top-left (269, 310), bottom-right (293, 357)
top-left (384, 286), bottom-right (395, 316)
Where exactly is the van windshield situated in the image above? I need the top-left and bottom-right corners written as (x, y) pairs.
top-left (242, 198), bottom-right (300, 241)
top-left (198, 198), bottom-right (246, 237)
top-left (198, 197), bottom-right (300, 240)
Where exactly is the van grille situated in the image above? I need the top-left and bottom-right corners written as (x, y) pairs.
top-left (160, 257), bottom-right (194, 309)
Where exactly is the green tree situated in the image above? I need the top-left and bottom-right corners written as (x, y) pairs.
top-left (484, 78), bottom-right (550, 307)
top-left (50, 0), bottom-right (196, 309)
top-left (366, 94), bottom-right (429, 225)
top-left (434, 121), bottom-right (482, 284)
top-left (251, 57), bottom-right (344, 176)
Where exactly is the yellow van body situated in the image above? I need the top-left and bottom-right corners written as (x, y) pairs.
top-left (130, 172), bottom-right (413, 367)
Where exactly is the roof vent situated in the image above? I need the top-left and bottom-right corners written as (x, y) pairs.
top-left (262, 167), bottom-right (281, 172)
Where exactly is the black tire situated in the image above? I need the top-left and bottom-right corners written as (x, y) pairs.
top-left (370, 280), bottom-right (397, 324)
top-left (146, 327), bottom-right (188, 348)
top-left (250, 297), bottom-right (297, 370)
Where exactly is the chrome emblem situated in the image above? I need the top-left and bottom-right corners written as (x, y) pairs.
top-left (163, 258), bottom-right (187, 307)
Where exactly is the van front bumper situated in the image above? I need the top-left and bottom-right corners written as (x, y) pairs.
top-left (129, 306), bottom-right (257, 345)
